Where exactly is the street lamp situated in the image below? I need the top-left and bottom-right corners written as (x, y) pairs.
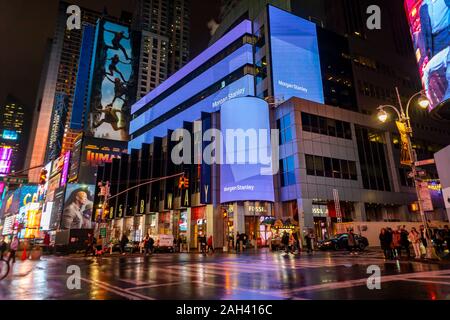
top-left (376, 87), bottom-right (438, 260)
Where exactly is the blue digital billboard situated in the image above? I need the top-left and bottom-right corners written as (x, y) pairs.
top-left (268, 5), bottom-right (324, 104)
top-left (220, 97), bottom-right (275, 203)
top-left (2, 130), bottom-right (18, 140)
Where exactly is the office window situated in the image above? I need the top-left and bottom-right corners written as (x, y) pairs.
top-left (280, 155), bottom-right (296, 186)
top-left (277, 114), bottom-right (293, 144)
top-left (301, 112), bottom-right (352, 140)
top-left (306, 154), bottom-right (357, 181)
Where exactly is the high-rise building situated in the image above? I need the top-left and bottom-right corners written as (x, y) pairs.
top-left (26, 2), bottom-right (104, 182)
top-left (0, 95), bottom-right (28, 173)
top-left (133, 0), bottom-right (190, 99)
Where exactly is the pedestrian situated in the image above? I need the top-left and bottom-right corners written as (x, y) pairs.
top-left (0, 236), bottom-right (7, 259)
top-left (43, 232), bottom-right (51, 254)
top-left (379, 228), bottom-right (389, 259)
top-left (419, 225), bottom-right (428, 250)
top-left (281, 232), bottom-right (290, 253)
top-left (207, 235), bottom-right (214, 254)
top-left (400, 225), bottom-right (411, 258)
top-left (8, 236), bottom-right (19, 263)
top-left (177, 235), bottom-right (182, 253)
top-left (347, 229), bottom-right (357, 255)
top-left (305, 230), bottom-right (313, 254)
top-left (386, 228), bottom-right (394, 259)
top-left (392, 226), bottom-right (402, 259)
top-left (145, 236), bottom-right (154, 255)
top-left (242, 233), bottom-right (248, 251)
top-left (120, 233), bottom-right (129, 255)
top-left (409, 227), bottom-right (421, 259)
top-left (292, 232), bottom-right (300, 254)
top-left (201, 234), bottom-right (207, 254)
top-left (84, 233), bottom-right (94, 257)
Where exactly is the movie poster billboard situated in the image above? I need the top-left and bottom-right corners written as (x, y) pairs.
top-left (86, 19), bottom-right (136, 142)
top-left (404, 0), bottom-right (450, 111)
top-left (48, 186), bottom-right (66, 230)
top-left (78, 136), bottom-right (127, 184)
top-left (61, 184), bottom-right (95, 230)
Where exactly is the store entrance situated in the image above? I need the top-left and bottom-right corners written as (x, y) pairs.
top-left (313, 217), bottom-right (329, 241)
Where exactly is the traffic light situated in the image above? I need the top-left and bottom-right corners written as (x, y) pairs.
top-left (39, 169), bottom-right (48, 185)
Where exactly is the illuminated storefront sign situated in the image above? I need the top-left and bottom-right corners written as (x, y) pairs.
top-left (404, 0), bottom-right (450, 111)
top-left (268, 5), bottom-right (324, 104)
top-left (220, 97), bottom-right (275, 203)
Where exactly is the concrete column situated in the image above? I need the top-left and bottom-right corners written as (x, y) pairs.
top-left (299, 198), bottom-right (313, 229)
top-left (354, 202), bottom-right (367, 222)
top-left (234, 202), bottom-right (245, 234)
top-left (206, 205), bottom-right (214, 238)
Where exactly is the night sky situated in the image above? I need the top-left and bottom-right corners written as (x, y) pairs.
top-left (0, 0), bottom-right (221, 113)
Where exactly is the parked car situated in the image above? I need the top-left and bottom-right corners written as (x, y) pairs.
top-left (317, 233), bottom-right (369, 251)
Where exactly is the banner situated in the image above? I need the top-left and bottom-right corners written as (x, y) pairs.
top-left (396, 121), bottom-right (412, 166)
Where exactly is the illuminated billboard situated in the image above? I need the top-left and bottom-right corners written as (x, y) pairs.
top-left (0, 147), bottom-right (12, 175)
top-left (404, 0), bottom-right (450, 111)
top-left (86, 20), bottom-right (135, 142)
top-left (220, 97), bottom-right (275, 203)
top-left (61, 184), bottom-right (95, 230)
top-left (78, 136), bottom-right (127, 184)
top-left (2, 130), bottom-right (18, 140)
top-left (268, 5), bottom-right (324, 104)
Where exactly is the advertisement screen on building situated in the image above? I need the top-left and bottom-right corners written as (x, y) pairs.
top-left (61, 184), bottom-right (95, 230)
top-left (220, 97), bottom-right (275, 203)
top-left (48, 186), bottom-right (66, 230)
top-left (0, 146), bottom-right (12, 175)
top-left (268, 5), bottom-right (324, 104)
top-left (78, 136), bottom-right (127, 184)
top-left (86, 20), bottom-right (135, 142)
top-left (404, 0), bottom-right (450, 112)
top-left (2, 130), bottom-right (18, 140)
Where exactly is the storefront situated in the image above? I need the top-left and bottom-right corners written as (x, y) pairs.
top-left (190, 206), bottom-right (206, 250)
top-left (269, 219), bottom-right (299, 250)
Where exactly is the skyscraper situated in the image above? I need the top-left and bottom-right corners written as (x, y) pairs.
top-left (0, 95), bottom-right (28, 173)
top-left (26, 2), bottom-right (104, 182)
top-left (133, 0), bottom-right (190, 99)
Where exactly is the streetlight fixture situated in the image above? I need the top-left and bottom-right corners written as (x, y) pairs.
top-left (376, 87), bottom-right (438, 260)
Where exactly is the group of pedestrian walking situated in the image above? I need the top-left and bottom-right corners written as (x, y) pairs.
top-left (0, 235), bottom-right (20, 263)
top-left (281, 231), bottom-right (301, 254)
top-left (235, 233), bottom-right (249, 253)
top-left (379, 225), bottom-right (431, 260)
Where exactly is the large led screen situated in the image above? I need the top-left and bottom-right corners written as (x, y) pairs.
top-left (61, 184), bottom-right (95, 230)
top-left (268, 5), bottom-right (324, 104)
top-left (405, 0), bottom-right (450, 110)
top-left (220, 97), bottom-right (275, 203)
top-left (86, 20), bottom-right (135, 141)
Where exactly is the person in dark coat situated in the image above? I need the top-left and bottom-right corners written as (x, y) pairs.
top-left (385, 228), bottom-right (394, 260)
top-left (0, 236), bottom-right (7, 259)
top-left (400, 226), bottom-right (411, 258)
top-left (281, 232), bottom-right (290, 253)
top-left (145, 236), bottom-right (154, 255)
top-left (120, 234), bottom-right (129, 255)
top-left (305, 230), bottom-right (313, 254)
top-left (379, 228), bottom-right (389, 259)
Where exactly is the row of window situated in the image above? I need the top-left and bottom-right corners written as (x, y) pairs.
top-left (277, 114), bottom-right (293, 144)
top-left (279, 156), bottom-right (296, 187)
top-left (301, 112), bottom-right (352, 140)
top-left (305, 154), bottom-right (357, 180)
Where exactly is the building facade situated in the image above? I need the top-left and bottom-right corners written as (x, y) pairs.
top-left (93, 5), bottom-right (448, 249)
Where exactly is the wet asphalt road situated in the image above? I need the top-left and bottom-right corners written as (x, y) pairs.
top-left (1, 249), bottom-right (450, 300)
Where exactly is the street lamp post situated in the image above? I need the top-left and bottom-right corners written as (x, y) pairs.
top-left (377, 87), bottom-right (439, 260)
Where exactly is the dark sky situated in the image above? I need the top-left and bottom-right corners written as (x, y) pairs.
top-left (0, 0), bottom-right (221, 112)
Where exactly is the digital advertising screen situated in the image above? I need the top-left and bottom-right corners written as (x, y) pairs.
top-left (220, 97), bottom-right (275, 203)
top-left (405, 0), bottom-right (450, 112)
top-left (0, 146), bottom-right (12, 175)
top-left (61, 184), bottom-right (95, 230)
top-left (268, 5), bottom-right (324, 104)
top-left (86, 20), bottom-right (135, 142)
top-left (48, 186), bottom-right (66, 230)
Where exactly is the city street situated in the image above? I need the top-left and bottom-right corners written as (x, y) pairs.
top-left (1, 250), bottom-right (450, 300)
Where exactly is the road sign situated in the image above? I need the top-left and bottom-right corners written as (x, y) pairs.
top-left (1, 176), bottom-right (28, 184)
top-left (415, 159), bottom-right (435, 167)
